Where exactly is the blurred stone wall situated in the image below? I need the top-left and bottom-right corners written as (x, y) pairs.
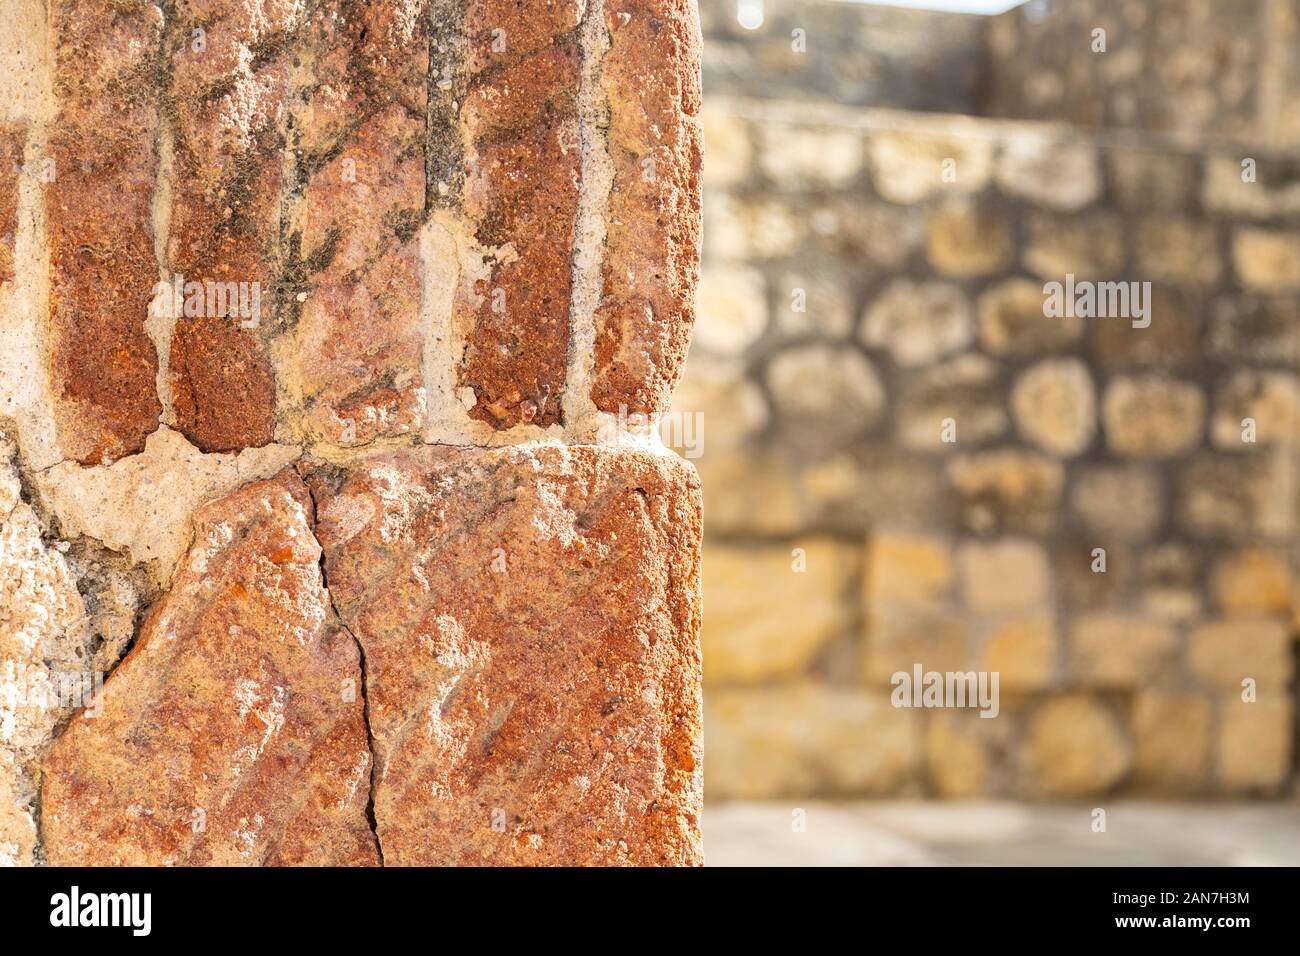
top-left (985, 0), bottom-right (1300, 148)
top-left (683, 82), bottom-right (1299, 796)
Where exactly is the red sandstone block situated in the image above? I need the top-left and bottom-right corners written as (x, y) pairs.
top-left (46, 0), bottom-right (163, 464)
top-left (294, 2), bottom-right (428, 445)
top-left (453, 1), bottom-right (583, 429)
top-left (41, 471), bottom-right (378, 866)
top-left (0, 126), bottom-right (22, 284)
top-left (591, 0), bottom-right (702, 417)
top-left (165, 0), bottom-right (294, 452)
top-left (307, 444), bottom-right (703, 865)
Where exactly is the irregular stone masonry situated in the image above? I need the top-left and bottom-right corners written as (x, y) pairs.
top-left (0, 0), bottom-right (703, 865)
top-left (691, 91), bottom-right (1300, 801)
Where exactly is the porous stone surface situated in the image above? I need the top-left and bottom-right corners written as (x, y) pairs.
top-left (9, 0), bottom-right (704, 866)
top-left (165, 0), bottom-right (288, 452)
top-left (590, 0), bottom-right (703, 419)
top-left (47, 0), bottom-right (163, 464)
top-left (41, 472), bottom-right (379, 866)
top-left (307, 445), bottom-right (703, 865)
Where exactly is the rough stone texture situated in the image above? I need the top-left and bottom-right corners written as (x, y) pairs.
top-left (292, 0), bottom-right (429, 444)
top-left (0, 440), bottom-right (94, 866)
top-left (47, 0), bottom-right (163, 464)
top-left (446, 0), bottom-right (582, 430)
top-left (165, 0), bottom-right (290, 452)
top-left (0, 126), bottom-right (20, 285)
top-left (3, 0), bottom-right (706, 867)
top-left (591, 0), bottom-right (703, 418)
top-left (41, 472), bottom-right (379, 866)
top-left (308, 445), bottom-right (703, 865)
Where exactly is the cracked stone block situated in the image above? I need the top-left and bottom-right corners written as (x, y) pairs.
top-left (46, 0), bottom-right (163, 465)
top-left (41, 471), bottom-right (378, 866)
top-left (307, 445), bottom-right (703, 865)
top-left (293, 0), bottom-right (429, 445)
top-left (591, 0), bottom-right (702, 418)
top-left (165, 0), bottom-right (291, 452)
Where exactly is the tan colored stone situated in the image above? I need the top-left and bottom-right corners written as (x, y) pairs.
top-left (1069, 614), bottom-right (1177, 689)
top-left (765, 344), bottom-right (884, 433)
top-left (41, 471), bottom-right (378, 866)
top-left (996, 137), bottom-right (1101, 210)
top-left (959, 538), bottom-right (1050, 614)
top-left (1189, 620), bottom-right (1293, 690)
top-left (1021, 697), bottom-right (1132, 797)
top-left (1216, 699), bottom-right (1292, 793)
top-left (1212, 548), bottom-right (1293, 616)
top-left (1135, 218), bottom-right (1221, 285)
top-left (1203, 156), bottom-right (1300, 218)
top-left (946, 450), bottom-right (1064, 535)
top-left (926, 710), bottom-right (1012, 798)
top-left (865, 532), bottom-right (953, 607)
top-left (703, 539), bottom-right (858, 685)
top-left (977, 278), bottom-right (1083, 357)
top-left (1178, 451), bottom-right (1296, 541)
top-left (1140, 543), bottom-right (1203, 620)
top-left (1102, 375), bottom-right (1205, 458)
top-left (704, 684), bottom-right (919, 799)
top-left (701, 105), bottom-right (752, 187)
top-left (1070, 465), bottom-right (1164, 541)
top-left (775, 266), bottom-right (856, 337)
top-left (1022, 212), bottom-right (1124, 279)
top-left (1210, 370), bottom-right (1300, 450)
top-left (1132, 692), bottom-right (1211, 792)
top-left (1011, 358), bottom-right (1096, 457)
top-left (926, 202), bottom-right (1012, 277)
top-left (309, 445), bottom-right (703, 866)
top-left (760, 124), bottom-right (861, 186)
top-left (981, 615), bottom-right (1056, 691)
top-left (694, 446), bottom-right (802, 537)
top-left (861, 279), bottom-right (974, 367)
top-left (863, 606), bottom-right (970, 685)
top-left (866, 129), bottom-right (993, 204)
top-left (693, 264), bottom-right (767, 354)
top-left (897, 353), bottom-right (1007, 450)
top-left (1233, 228), bottom-right (1300, 291)
top-left (668, 355), bottom-right (767, 452)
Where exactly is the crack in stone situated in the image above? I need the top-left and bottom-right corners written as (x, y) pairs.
top-left (301, 476), bottom-right (385, 865)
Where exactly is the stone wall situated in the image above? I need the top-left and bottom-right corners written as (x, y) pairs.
top-left (0, 0), bottom-right (704, 866)
top-left (700, 0), bottom-right (1300, 149)
top-left (985, 0), bottom-right (1300, 148)
top-left (685, 96), bottom-right (1300, 800)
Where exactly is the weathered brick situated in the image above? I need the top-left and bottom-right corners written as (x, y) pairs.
top-left (41, 472), bottom-right (378, 866)
top-left (591, 0), bottom-right (703, 417)
top-left (165, 0), bottom-right (293, 452)
top-left (47, 0), bottom-right (163, 464)
top-left (453, 1), bottom-right (583, 429)
top-left (0, 126), bottom-right (21, 284)
top-left (292, 1), bottom-right (429, 444)
top-left (307, 445), bottom-right (703, 865)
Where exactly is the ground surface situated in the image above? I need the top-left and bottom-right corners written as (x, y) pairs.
top-left (702, 801), bottom-right (1300, 866)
